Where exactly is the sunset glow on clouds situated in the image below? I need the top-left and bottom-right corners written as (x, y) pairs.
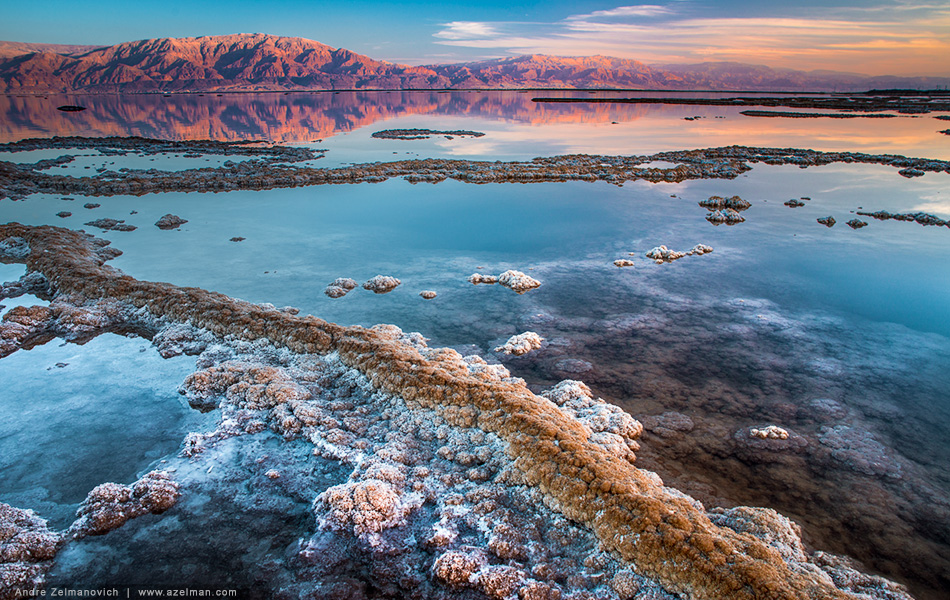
top-left (433, 2), bottom-right (950, 75)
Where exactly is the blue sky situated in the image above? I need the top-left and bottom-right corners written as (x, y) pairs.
top-left (3, 1), bottom-right (948, 74)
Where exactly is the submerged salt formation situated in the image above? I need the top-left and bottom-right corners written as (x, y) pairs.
top-left (362, 275), bottom-right (401, 294)
top-left (646, 244), bottom-right (713, 264)
top-left (154, 213), bottom-right (188, 230)
top-left (0, 224), bottom-right (919, 600)
top-left (324, 277), bottom-right (358, 299)
top-left (494, 332), bottom-right (544, 356)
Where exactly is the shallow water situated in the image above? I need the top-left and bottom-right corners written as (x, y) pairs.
top-left (0, 334), bottom-right (206, 528)
top-left (2, 90), bottom-right (949, 598)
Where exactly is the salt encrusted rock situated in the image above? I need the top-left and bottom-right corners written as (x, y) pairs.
top-left (467, 273), bottom-right (498, 285)
top-left (229, 236), bottom-right (245, 242)
top-left (856, 210), bottom-right (948, 227)
top-left (494, 332), bottom-right (543, 356)
top-left (68, 471), bottom-right (180, 538)
top-left (56, 211), bottom-right (71, 218)
top-left (812, 551), bottom-right (915, 600)
top-left (0, 223), bottom-right (922, 600)
top-left (699, 195), bottom-right (751, 211)
top-left (315, 479), bottom-right (423, 543)
top-left (784, 198), bottom-right (806, 208)
top-left (433, 549), bottom-right (486, 588)
top-left (498, 270), bottom-right (541, 294)
top-left (709, 506), bottom-right (808, 563)
top-left (613, 259), bottom-right (635, 267)
top-left (542, 380), bottom-right (642, 462)
top-left (84, 218), bottom-right (136, 231)
top-left (818, 216), bottom-right (836, 227)
top-left (0, 237), bottom-right (29, 260)
top-left (154, 213), bottom-right (188, 230)
top-left (474, 565), bottom-right (526, 598)
top-left (645, 244), bottom-right (711, 264)
top-left (847, 219), bottom-right (868, 229)
top-left (898, 168), bottom-right (925, 178)
top-left (0, 271), bottom-right (52, 300)
top-left (151, 323), bottom-right (213, 358)
top-left (362, 275), bottom-right (401, 294)
top-left (817, 425), bottom-right (902, 479)
top-left (83, 203), bottom-right (99, 209)
top-left (325, 277), bottom-right (358, 298)
top-left (751, 425), bottom-right (789, 440)
top-left (419, 290), bottom-right (437, 299)
top-left (706, 208), bottom-right (746, 224)
top-left (646, 245), bottom-right (685, 263)
top-left (0, 502), bottom-right (63, 594)
top-left (734, 426), bottom-right (808, 461)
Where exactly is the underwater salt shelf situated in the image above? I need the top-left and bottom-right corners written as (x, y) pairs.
top-left (0, 333), bottom-right (207, 529)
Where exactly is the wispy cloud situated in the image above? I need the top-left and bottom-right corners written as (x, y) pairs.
top-left (566, 5), bottom-right (676, 21)
top-left (434, 21), bottom-right (501, 41)
top-left (432, 3), bottom-right (950, 76)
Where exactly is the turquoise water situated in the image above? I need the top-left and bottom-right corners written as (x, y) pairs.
top-left (1, 91), bottom-right (949, 597)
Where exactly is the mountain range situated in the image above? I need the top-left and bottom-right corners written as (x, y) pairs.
top-left (0, 33), bottom-right (946, 93)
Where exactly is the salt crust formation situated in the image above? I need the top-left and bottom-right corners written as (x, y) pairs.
top-left (0, 504), bottom-right (62, 596)
top-left (856, 210), bottom-right (949, 228)
top-left (645, 245), bottom-right (713, 264)
top-left (0, 470), bottom-right (178, 596)
top-left (371, 129), bottom-right (486, 140)
top-left (0, 224), bottom-right (917, 600)
top-left (362, 275), bottom-right (401, 294)
top-left (497, 270), bottom-right (541, 294)
top-left (154, 213), bottom-right (188, 230)
top-left (494, 332), bottom-right (544, 356)
top-left (467, 271), bottom-right (541, 293)
top-left (847, 220), bottom-right (868, 230)
top-left (706, 209), bottom-right (745, 225)
top-left (699, 195), bottom-right (751, 211)
top-left (420, 290), bottom-right (437, 299)
top-left (467, 273), bottom-right (498, 285)
top-left (613, 259), bottom-right (635, 267)
top-left (818, 216), bottom-right (836, 227)
top-left (2, 138), bottom-right (949, 201)
top-left (324, 277), bottom-right (358, 299)
top-left (84, 217), bottom-right (136, 231)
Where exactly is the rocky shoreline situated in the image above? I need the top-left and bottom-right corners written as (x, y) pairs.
top-left (0, 224), bottom-right (916, 600)
top-left (1, 137), bottom-right (948, 201)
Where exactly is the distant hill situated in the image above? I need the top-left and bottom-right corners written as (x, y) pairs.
top-left (0, 41), bottom-right (104, 60)
top-left (0, 33), bottom-right (946, 93)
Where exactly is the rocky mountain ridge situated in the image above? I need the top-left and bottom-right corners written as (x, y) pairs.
top-left (0, 33), bottom-right (946, 93)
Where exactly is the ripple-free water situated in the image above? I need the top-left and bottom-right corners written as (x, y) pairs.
top-left (2, 91), bottom-right (950, 598)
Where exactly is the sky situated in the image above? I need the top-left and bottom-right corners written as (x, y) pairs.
top-left (3, 1), bottom-right (949, 75)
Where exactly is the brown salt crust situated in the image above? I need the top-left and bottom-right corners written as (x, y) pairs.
top-left (67, 471), bottom-right (181, 538)
top-left (0, 503), bottom-right (63, 595)
top-left (2, 142), bottom-right (949, 201)
top-left (0, 223), bottom-right (905, 600)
